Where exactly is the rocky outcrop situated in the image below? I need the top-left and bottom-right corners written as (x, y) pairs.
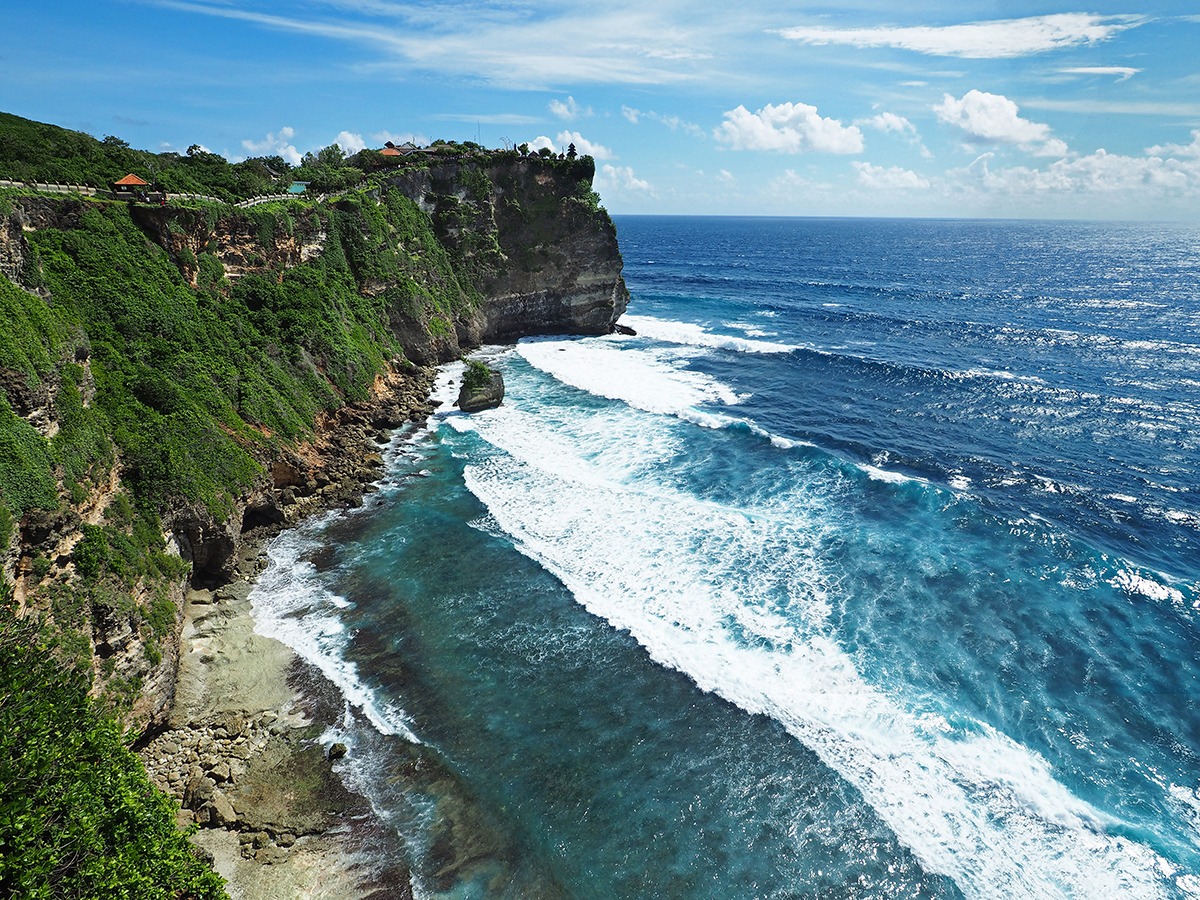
top-left (383, 155), bottom-right (629, 344)
top-left (456, 364), bottom-right (504, 413)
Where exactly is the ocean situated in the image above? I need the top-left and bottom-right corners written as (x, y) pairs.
top-left (251, 216), bottom-right (1200, 899)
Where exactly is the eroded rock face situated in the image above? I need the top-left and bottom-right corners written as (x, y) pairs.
top-left (2, 154), bottom-right (627, 736)
top-left (384, 156), bottom-right (629, 344)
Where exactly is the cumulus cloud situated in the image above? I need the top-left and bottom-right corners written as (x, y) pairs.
top-left (596, 164), bottom-right (653, 194)
top-left (242, 126), bottom-right (302, 165)
top-left (853, 161), bottom-right (930, 190)
top-left (1058, 66), bottom-right (1140, 82)
top-left (549, 96), bottom-right (592, 121)
top-left (935, 90), bottom-right (1066, 156)
top-left (714, 102), bottom-right (863, 154)
top-left (334, 130), bottom-right (366, 154)
top-left (948, 146), bottom-right (1200, 197)
top-left (1147, 130), bottom-right (1200, 158)
top-left (777, 14), bottom-right (1144, 59)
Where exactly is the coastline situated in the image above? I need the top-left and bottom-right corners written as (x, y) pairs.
top-left (141, 516), bottom-right (417, 899)
top-left (138, 366), bottom-right (442, 899)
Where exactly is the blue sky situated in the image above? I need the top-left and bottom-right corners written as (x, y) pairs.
top-left (4, 2), bottom-right (1199, 219)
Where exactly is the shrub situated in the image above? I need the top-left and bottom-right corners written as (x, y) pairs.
top-left (0, 620), bottom-right (228, 898)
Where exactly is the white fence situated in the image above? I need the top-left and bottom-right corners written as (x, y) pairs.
top-left (0, 179), bottom-right (98, 195)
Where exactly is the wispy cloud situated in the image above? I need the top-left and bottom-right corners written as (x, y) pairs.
top-left (1022, 98), bottom-right (1200, 117)
top-left (432, 113), bottom-right (541, 126)
top-left (714, 102), bottom-right (863, 154)
top-left (853, 161), bottom-right (930, 190)
top-left (1057, 66), bottom-right (1141, 82)
top-left (145, 0), bottom-right (714, 88)
top-left (550, 96), bottom-right (593, 121)
top-left (777, 14), bottom-right (1145, 59)
top-left (621, 105), bottom-right (705, 138)
top-left (596, 164), bottom-right (654, 196)
top-left (857, 111), bottom-right (931, 158)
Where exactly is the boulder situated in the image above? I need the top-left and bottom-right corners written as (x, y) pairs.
top-left (456, 364), bottom-right (505, 413)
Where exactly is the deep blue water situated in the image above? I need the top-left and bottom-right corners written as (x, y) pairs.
top-left (252, 216), bottom-right (1200, 899)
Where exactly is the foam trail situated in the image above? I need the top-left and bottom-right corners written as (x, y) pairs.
top-left (621, 313), bottom-right (798, 354)
top-left (250, 519), bottom-right (421, 744)
top-left (518, 338), bottom-right (745, 414)
top-left (450, 393), bottom-right (1184, 900)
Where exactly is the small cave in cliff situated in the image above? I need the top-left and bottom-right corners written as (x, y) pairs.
top-left (240, 499), bottom-right (285, 534)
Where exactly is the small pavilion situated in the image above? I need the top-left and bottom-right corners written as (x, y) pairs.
top-left (110, 173), bottom-right (149, 199)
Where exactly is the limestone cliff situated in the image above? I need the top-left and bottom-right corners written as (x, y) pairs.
top-left (384, 154), bottom-right (629, 342)
top-left (0, 155), bottom-right (627, 731)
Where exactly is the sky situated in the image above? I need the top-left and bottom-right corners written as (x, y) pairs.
top-left (3, 2), bottom-right (1199, 219)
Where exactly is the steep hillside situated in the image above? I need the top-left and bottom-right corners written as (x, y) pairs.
top-left (0, 123), bottom-right (626, 894)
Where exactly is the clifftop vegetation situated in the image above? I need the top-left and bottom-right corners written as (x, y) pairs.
top-left (0, 111), bottom-right (598, 201)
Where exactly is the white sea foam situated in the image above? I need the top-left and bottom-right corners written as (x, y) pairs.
top-left (449, 387), bottom-right (1183, 900)
top-left (861, 464), bottom-right (924, 485)
top-left (519, 337), bottom-right (745, 414)
top-left (620, 313), bottom-right (798, 354)
top-left (250, 520), bottom-right (421, 743)
top-left (1110, 568), bottom-right (1186, 606)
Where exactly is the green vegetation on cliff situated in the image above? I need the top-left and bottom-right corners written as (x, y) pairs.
top-left (0, 620), bottom-right (226, 899)
top-left (0, 110), bottom-right (622, 895)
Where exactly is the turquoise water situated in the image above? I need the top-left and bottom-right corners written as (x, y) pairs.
top-left (253, 217), bottom-right (1200, 898)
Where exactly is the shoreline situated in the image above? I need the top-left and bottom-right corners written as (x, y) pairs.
top-left (140, 536), bottom-right (415, 900)
top-left (138, 360), bottom-right (535, 899)
top-left (138, 365), bottom-right (443, 899)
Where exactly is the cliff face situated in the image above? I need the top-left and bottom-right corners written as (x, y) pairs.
top-left (0, 156), bottom-right (627, 730)
top-left (384, 155), bottom-right (629, 343)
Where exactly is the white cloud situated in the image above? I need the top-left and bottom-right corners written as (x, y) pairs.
top-left (777, 14), bottom-right (1144, 59)
top-left (334, 130), bottom-right (366, 154)
top-left (935, 90), bottom-right (1065, 156)
top-left (157, 0), bottom-right (715, 90)
top-left (1058, 66), bottom-right (1140, 82)
top-left (859, 112), bottom-right (917, 136)
top-left (717, 169), bottom-right (735, 183)
top-left (549, 96), bottom-right (592, 121)
top-left (853, 161), bottom-right (930, 190)
top-left (858, 111), bottom-right (933, 158)
top-left (241, 126), bottom-right (302, 165)
top-left (372, 129), bottom-right (429, 148)
top-left (558, 130), bottom-right (613, 159)
top-left (1147, 131), bottom-right (1200, 158)
top-left (714, 102), bottom-right (863, 154)
top-left (620, 105), bottom-right (704, 138)
top-left (596, 164), bottom-right (653, 194)
top-left (946, 145), bottom-right (1200, 201)
top-left (528, 131), bottom-right (614, 159)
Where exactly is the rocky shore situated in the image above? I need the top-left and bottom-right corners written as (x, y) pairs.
top-left (140, 562), bottom-right (412, 899)
top-left (136, 367), bottom-right (443, 899)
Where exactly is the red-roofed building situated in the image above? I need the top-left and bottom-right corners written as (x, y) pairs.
top-left (111, 173), bottom-right (166, 204)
